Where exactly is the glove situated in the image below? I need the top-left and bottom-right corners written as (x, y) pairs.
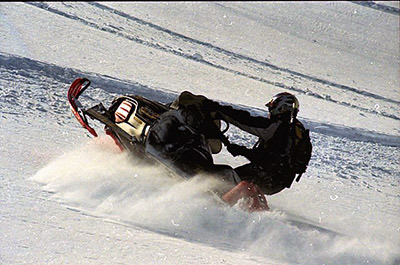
top-left (227, 143), bottom-right (246, 157)
top-left (202, 99), bottom-right (220, 113)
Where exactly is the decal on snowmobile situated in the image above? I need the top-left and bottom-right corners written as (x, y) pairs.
top-left (114, 99), bottom-right (150, 143)
top-left (115, 99), bottom-right (135, 123)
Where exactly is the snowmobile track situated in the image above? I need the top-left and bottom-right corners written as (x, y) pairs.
top-left (351, 1), bottom-right (400, 15)
top-left (89, 2), bottom-right (399, 105)
top-left (1, 52), bottom-right (399, 147)
top-left (27, 2), bottom-right (400, 124)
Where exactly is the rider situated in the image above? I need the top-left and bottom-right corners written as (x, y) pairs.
top-left (203, 92), bottom-right (312, 195)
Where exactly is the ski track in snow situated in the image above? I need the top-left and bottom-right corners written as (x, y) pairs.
top-left (1, 2), bottom-right (400, 265)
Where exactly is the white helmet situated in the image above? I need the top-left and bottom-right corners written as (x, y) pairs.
top-left (266, 92), bottom-right (299, 118)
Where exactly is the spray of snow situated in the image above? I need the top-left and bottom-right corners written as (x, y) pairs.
top-left (32, 136), bottom-right (399, 264)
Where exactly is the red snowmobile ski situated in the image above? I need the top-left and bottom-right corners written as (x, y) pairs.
top-left (68, 78), bottom-right (269, 212)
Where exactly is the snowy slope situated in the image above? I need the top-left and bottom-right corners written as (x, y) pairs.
top-left (1, 2), bottom-right (399, 265)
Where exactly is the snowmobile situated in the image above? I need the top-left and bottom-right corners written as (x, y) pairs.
top-left (68, 77), bottom-right (269, 212)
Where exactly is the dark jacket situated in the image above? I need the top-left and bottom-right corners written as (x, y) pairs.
top-left (216, 104), bottom-right (297, 194)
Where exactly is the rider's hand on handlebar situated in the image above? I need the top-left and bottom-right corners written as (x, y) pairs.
top-left (227, 143), bottom-right (246, 157)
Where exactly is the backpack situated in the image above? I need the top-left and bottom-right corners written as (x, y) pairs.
top-left (290, 120), bottom-right (312, 182)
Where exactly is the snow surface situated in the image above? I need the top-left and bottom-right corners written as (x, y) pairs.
top-left (1, 2), bottom-right (399, 264)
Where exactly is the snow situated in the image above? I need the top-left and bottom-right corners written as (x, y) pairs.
top-left (1, 2), bottom-right (399, 264)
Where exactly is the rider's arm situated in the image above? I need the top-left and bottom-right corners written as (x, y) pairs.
top-left (217, 104), bottom-right (270, 127)
top-left (214, 104), bottom-right (282, 143)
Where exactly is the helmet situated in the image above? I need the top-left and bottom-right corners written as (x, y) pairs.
top-left (266, 92), bottom-right (299, 118)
